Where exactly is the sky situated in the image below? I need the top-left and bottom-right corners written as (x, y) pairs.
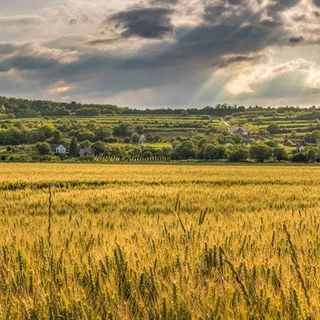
top-left (1, 0), bottom-right (320, 108)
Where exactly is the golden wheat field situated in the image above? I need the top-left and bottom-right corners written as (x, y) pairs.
top-left (1, 163), bottom-right (320, 319)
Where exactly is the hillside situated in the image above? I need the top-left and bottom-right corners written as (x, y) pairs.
top-left (1, 96), bottom-right (320, 163)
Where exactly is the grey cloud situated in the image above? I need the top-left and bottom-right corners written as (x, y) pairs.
top-left (0, 41), bottom-right (74, 73)
top-left (0, 55), bottom-right (56, 72)
top-left (289, 36), bottom-right (304, 43)
top-left (149, 0), bottom-right (179, 5)
top-left (86, 38), bottom-right (119, 46)
top-left (203, 1), bottom-right (263, 27)
top-left (227, 0), bottom-right (243, 5)
top-left (266, 0), bottom-right (300, 21)
top-left (108, 7), bottom-right (174, 39)
top-left (0, 43), bottom-right (25, 55)
top-left (217, 54), bottom-right (265, 68)
top-left (69, 19), bottom-right (77, 25)
top-left (314, 0), bottom-right (320, 6)
top-left (45, 36), bottom-right (87, 50)
top-left (203, 3), bottom-right (228, 23)
top-left (0, 16), bottom-right (41, 26)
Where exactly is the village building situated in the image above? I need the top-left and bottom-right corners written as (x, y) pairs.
top-left (138, 134), bottom-right (147, 144)
top-left (229, 126), bottom-right (249, 136)
top-left (52, 144), bottom-right (67, 155)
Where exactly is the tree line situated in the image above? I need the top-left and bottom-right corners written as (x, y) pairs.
top-left (2, 96), bottom-right (320, 118)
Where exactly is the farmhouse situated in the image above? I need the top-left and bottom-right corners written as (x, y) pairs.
top-left (79, 147), bottom-right (94, 157)
top-left (229, 126), bottom-right (249, 136)
top-left (52, 144), bottom-right (67, 155)
top-left (138, 134), bottom-right (147, 144)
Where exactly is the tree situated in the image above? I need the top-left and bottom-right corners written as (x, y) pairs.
top-left (173, 140), bottom-right (198, 160)
top-left (304, 130), bottom-right (320, 144)
top-left (113, 123), bottom-right (134, 137)
top-left (95, 127), bottom-right (112, 141)
top-left (142, 150), bottom-right (153, 158)
top-left (69, 137), bottom-right (79, 157)
top-left (91, 141), bottom-right (106, 155)
top-left (291, 152), bottom-right (307, 162)
top-left (135, 125), bottom-right (144, 135)
top-left (80, 140), bottom-right (91, 148)
top-left (202, 144), bottom-right (227, 160)
top-left (228, 146), bottom-right (249, 162)
top-left (52, 130), bottom-right (62, 144)
top-left (36, 142), bottom-right (52, 155)
top-left (249, 144), bottom-right (273, 162)
top-left (37, 124), bottom-right (55, 141)
top-left (131, 133), bottom-right (140, 144)
top-left (273, 147), bottom-right (288, 162)
top-left (306, 147), bottom-right (319, 162)
top-left (267, 124), bottom-right (281, 134)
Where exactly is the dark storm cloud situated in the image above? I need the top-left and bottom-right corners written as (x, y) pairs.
top-left (107, 7), bottom-right (174, 39)
top-left (10, 0), bottom-right (289, 95)
top-left (152, 1), bottom-right (286, 70)
top-left (167, 23), bottom-right (284, 63)
top-left (0, 0), bottom-right (290, 80)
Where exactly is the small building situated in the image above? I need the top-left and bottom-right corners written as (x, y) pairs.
top-left (297, 145), bottom-right (305, 153)
top-left (52, 144), bottom-right (67, 155)
top-left (138, 134), bottom-right (147, 144)
top-left (79, 147), bottom-right (94, 157)
top-left (229, 126), bottom-right (249, 136)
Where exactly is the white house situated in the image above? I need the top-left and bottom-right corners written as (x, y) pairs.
top-left (53, 144), bottom-right (67, 155)
top-left (139, 134), bottom-right (147, 144)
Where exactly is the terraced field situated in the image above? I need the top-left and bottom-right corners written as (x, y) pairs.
top-left (229, 110), bottom-right (318, 138)
top-left (0, 115), bottom-right (225, 141)
top-left (0, 164), bottom-right (320, 318)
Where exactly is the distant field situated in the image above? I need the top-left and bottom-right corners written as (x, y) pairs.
top-left (0, 164), bottom-right (320, 318)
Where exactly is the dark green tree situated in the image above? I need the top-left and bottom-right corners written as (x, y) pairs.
top-left (228, 146), bottom-right (249, 162)
top-left (91, 141), bottom-right (106, 155)
top-left (69, 137), bottom-right (79, 157)
top-left (202, 144), bottom-right (227, 160)
top-left (249, 144), bottom-right (273, 162)
top-left (173, 140), bottom-right (198, 160)
top-left (36, 142), bottom-right (52, 155)
top-left (113, 123), bottom-right (134, 137)
top-left (267, 124), bottom-right (281, 134)
top-left (273, 147), bottom-right (288, 162)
